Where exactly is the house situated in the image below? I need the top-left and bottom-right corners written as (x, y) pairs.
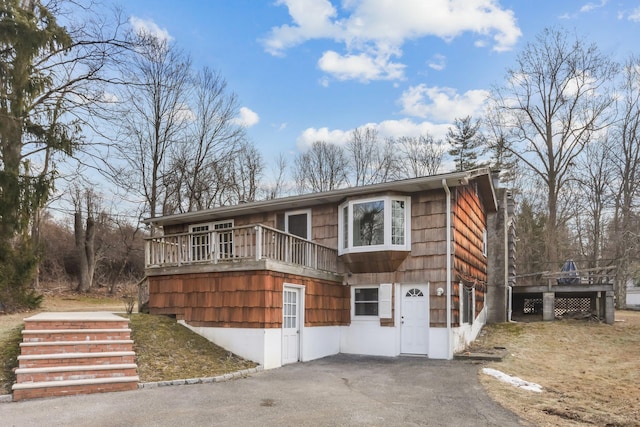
top-left (142, 168), bottom-right (504, 369)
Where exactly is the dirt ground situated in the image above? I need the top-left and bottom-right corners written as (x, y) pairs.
top-left (474, 310), bottom-right (640, 427)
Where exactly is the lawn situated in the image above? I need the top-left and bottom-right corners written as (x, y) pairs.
top-left (474, 310), bottom-right (640, 427)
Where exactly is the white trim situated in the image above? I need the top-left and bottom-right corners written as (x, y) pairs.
top-left (284, 209), bottom-right (312, 240)
top-left (338, 195), bottom-right (411, 255)
top-left (188, 219), bottom-right (234, 233)
top-left (351, 285), bottom-right (380, 321)
top-left (282, 283), bottom-right (305, 365)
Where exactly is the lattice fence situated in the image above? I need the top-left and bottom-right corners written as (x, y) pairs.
top-left (554, 297), bottom-right (591, 316)
top-left (523, 298), bottom-right (543, 314)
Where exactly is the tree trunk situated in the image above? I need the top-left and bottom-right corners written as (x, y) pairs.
top-left (85, 216), bottom-right (96, 290)
top-left (75, 212), bottom-right (90, 293)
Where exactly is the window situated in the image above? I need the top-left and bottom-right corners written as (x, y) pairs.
top-left (339, 196), bottom-right (411, 254)
top-left (354, 287), bottom-right (378, 316)
top-left (189, 220), bottom-right (234, 261)
top-left (285, 209), bottom-right (311, 240)
top-left (482, 229), bottom-right (488, 257)
top-left (461, 283), bottom-right (474, 324)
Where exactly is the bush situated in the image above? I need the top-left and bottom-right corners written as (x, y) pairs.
top-left (0, 240), bottom-right (43, 312)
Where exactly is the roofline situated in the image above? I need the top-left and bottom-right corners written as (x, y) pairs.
top-left (143, 168), bottom-right (498, 227)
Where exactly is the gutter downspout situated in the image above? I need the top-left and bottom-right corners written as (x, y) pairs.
top-left (442, 179), bottom-right (452, 360)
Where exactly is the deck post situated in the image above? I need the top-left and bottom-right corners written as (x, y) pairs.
top-left (543, 292), bottom-right (555, 321)
top-left (605, 291), bottom-right (615, 324)
top-left (255, 226), bottom-right (262, 261)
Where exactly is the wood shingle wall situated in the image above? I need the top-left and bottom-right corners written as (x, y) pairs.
top-left (452, 185), bottom-right (488, 325)
top-left (148, 271), bottom-right (349, 328)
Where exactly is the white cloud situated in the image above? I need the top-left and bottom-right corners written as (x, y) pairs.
top-left (262, 0), bottom-right (521, 81)
top-left (629, 7), bottom-right (640, 22)
top-left (296, 126), bottom-right (350, 150)
top-left (129, 17), bottom-right (173, 42)
top-left (428, 54), bottom-right (446, 71)
top-left (233, 107), bottom-right (260, 127)
top-left (262, 0), bottom-right (340, 56)
top-left (296, 118), bottom-right (452, 151)
top-left (318, 50), bottom-right (405, 81)
top-left (580, 0), bottom-right (608, 13)
top-left (399, 85), bottom-right (489, 122)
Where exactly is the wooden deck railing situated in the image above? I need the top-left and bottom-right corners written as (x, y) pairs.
top-left (145, 224), bottom-right (338, 273)
top-left (514, 266), bottom-right (616, 289)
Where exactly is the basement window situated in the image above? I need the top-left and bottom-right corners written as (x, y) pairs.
top-left (338, 196), bottom-right (411, 255)
top-left (354, 287), bottom-right (379, 317)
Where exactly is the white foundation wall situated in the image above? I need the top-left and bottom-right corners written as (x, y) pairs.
top-left (339, 321), bottom-right (399, 357)
top-left (301, 326), bottom-right (341, 361)
top-left (452, 307), bottom-right (487, 354)
top-left (427, 328), bottom-right (450, 359)
top-left (178, 322), bottom-right (282, 370)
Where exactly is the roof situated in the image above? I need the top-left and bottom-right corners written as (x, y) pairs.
top-left (144, 168), bottom-right (498, 227)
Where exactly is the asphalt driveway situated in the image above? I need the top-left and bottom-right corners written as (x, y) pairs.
top-left (0, 354), bottom-right (527, 426)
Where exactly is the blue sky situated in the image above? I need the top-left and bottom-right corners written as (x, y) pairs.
top-left (115, 0), bottom-right (639, 165)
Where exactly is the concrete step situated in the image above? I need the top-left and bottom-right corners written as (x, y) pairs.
top-left (22, 328), bottom-right (132, 342)
top-left (23, 312), bottom-right (130, 331)
top-left (19, 340), bottom-right (134, 355)
top-left (12, 376), bottom-right (139, 401)
top-left (14, 312), bottom-right (139, 401)
top-left (18, 351), bottom-right (136, 369)
top-left (15, 364), bottom-right (138, 383)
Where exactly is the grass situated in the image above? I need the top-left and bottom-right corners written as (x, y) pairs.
top-left (474, 310), bottom-right (640, 427)
top-left (128, 313), bottom-right (256, 382)
top-left (0, 326), bottom-right (22, 395)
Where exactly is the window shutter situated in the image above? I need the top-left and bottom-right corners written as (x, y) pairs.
top-left (379, 283), bottom-right (393, 318)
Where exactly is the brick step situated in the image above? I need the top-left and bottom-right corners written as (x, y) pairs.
top-left (18, 351), bottom-right (136, 369)
top-left (19, 340), bottom-right (134, 355)
top-left (23, 320), bottom-right (130, 331)
top-left (12, 376), bottom-right (139, 401)
top-left (15, 363), bottom-right (138, 383)
top-left (22, 329), bottom-right (132, 342)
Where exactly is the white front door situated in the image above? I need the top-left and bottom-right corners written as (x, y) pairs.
top-left (400, 284), bottom-right (429, 355)
top-left (282, 287), bottom-right (301, 364)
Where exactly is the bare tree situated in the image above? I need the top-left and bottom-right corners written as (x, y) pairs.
top-left (230, 140), bottom-right (264, 203)
top-left (484, 112), bottom-right (519, 185)
top-left (293, 141), bottom-right (348, 193)
top-left (72, 186), bottom-right (99, 293)
top-left (113, 32), bottom-right (191, 220)
top-left (179, 67), bottom-right (247, 211)
top-left (396, 134), bottom-right (445, 178)
top-left (573, 139), bottom-right (615, 269)
top-left (346, 127), bottom-right (398, 186)
top-left (490, 27), bottom-right (618, 265)
top-left (610, 55), bottom-right (640, 306)
top-left (263, 153), bottom-right (288, 200)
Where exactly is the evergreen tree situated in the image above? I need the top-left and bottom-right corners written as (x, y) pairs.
top-left (0, 0), bottom-right (75, 308)
top-left (0, 0), bottom-right (123, 309)
top-left (446, 116), bottom-right (484, 172)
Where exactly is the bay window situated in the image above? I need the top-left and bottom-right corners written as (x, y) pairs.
top-left (338, 196), bottom-right (411, 254)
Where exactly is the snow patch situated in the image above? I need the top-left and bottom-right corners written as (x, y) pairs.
top-left (481, 368), bottom-right (543, 393)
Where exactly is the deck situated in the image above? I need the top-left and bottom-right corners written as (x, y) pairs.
top-left (512, 267), bottom-right (615, 324)
top-left (144, 224), bottom-right (341, 281)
